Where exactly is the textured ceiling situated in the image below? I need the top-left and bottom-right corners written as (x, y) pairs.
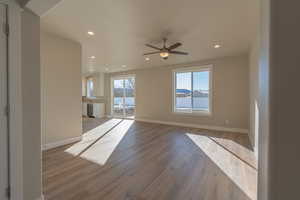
top-left (41, 0), bottom-right (258, 73)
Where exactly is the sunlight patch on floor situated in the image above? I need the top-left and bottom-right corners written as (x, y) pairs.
top-left (79, 119), bottom-right (134, 165)
top-left (209, 134), bottom-right (257, 169)
top-left (65, 118), bottom-right (123, 156)
top-left (186, 133), bottom-right (257, 200)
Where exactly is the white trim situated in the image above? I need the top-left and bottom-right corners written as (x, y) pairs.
top-left (172, 109), bottom-right (212, 117)
top-left (172, 64), bottom-right (213, 115)
top-left (0, 0), bottom-right (24, 199)
top-left (42, 136), bottom-right (82, 151)
top-left (135, 118), bottom-right (249, 134)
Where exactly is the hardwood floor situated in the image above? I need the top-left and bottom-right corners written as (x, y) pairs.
top-left (43, 118), bottom-right (257, 200)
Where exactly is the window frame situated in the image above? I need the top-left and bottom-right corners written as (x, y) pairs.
top-left (172, 65), bottom-right (213, 116)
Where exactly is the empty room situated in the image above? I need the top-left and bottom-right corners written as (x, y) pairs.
top-left (39, 0), bottom-right (258, 199)
top-left (3, 0), bottom-right (300, 200)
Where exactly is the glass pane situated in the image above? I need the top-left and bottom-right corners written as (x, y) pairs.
top-left (87, 78), bottom-right (94, 97)
top-left (192, 71), bottom-right (209, 111)
top-left (176, 72), bottom-right (192, 110)
top-left (113, 79), bottom-right (124, 116)
top-left (124, 78), bottom-right (135, 117)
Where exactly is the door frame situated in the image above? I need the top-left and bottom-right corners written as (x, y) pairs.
top-left (110, 74), bottom-right (136, 119)
top-left (0, 0), bottom-right (23, 199)
top-left (0, 3), bottom-right (8, 199)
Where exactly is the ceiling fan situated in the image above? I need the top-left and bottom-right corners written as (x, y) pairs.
top-left (144, 38), bottom-right (189, 60)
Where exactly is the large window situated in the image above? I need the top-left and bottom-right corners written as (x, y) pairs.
top-left (86, 77), bottom-right (95, 98)
top-left (111, 76), bottom-right (135, 118)
top-left (173, 66), bottom-right (212, 114)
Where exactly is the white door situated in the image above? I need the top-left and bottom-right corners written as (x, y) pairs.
top-left (0, 3), bottom-right (9, 200)
top-left (111, 76), bottom-right (135, 118)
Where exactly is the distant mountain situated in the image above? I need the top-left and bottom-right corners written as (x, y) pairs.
top-left (176, 89), bottom-right (208, 97)
top-left (113, 88), bottom-right (208, 98)
top-left (176, 89), bottom-right (191, 94)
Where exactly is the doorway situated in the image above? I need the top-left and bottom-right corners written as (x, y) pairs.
top-left (0, 3), bottom-right (9, 200)
top-left (111, 76), bottom-right (135, 118)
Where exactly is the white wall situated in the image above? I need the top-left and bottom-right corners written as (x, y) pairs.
top-left (262, 0), bottom-right (300, 199)
top-left (94, 72), bottom-right (105, 97)
top-left (249, 41), bottom-right (260, 155)
top-left (82, 77), bottom-right (87, 96)
top-left (249, 0), bottom-right (261, 156)
top-left (21, 8), bottom-right (42, 200)
top-left (41, 32), bottom-right (82, 146)
top-left (257, 0), bottom-right (270, 199)
top-left (83, 72), bottom-right (105, 97)
top-left (106, 55), bottom-right (249, 131)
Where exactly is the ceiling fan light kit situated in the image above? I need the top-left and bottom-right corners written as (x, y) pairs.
top-left (160, 51), bottom-right (169, 59)
top-left (144, 38), bottom-right (189, 60)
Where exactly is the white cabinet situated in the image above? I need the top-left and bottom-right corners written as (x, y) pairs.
top-left (82, 102), bottom-right (88, 116)
top-left (82, 102), bottom-right (105, 118)
top-left (93, 103), bottom-right (105, 118)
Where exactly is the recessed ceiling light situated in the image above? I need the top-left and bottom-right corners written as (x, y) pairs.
top-left (122, 65), bottom-right (127, 68)
top-left (214, 44), bottom-right (221, 49)
top-left (87, 31), bottom-right (95, 36)
top-left (90, 56), bottom-right (96, 59)
top-left (145, 57), bottom-right (150, 61)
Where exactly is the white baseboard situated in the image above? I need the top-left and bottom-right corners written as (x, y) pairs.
top-left (36, 194), bottom-right (44, 200)
top-left (42, 136), bottom-right (82, 151)
top-left (135, 118), bottom-right (249, 134)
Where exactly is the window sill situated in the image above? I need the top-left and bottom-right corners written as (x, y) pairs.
top-left (173, 110), bottom-right (212, 117)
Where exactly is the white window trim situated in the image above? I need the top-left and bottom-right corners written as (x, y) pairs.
top-left (110, 74), bottom-right (136, 118)
top-left (172, 65), bottom-right (213, 116)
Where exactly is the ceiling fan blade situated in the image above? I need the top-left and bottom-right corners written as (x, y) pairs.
top-left (145, 44), bottom-right (161, 51)
top-left (143, 51), bottom-right (161, 55)
top-left (169, 51), bottom-right (189, 55)
top-left (168, 42), bottom-right (182, 50)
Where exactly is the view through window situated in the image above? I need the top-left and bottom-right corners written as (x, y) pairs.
top-left (174, 66), bottom-right (211, 114)
top-left (112, 76), bottom-right (135, 117)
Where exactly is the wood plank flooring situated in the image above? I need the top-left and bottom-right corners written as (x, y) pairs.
top-left (43, 118), bottom-right (257, 200)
